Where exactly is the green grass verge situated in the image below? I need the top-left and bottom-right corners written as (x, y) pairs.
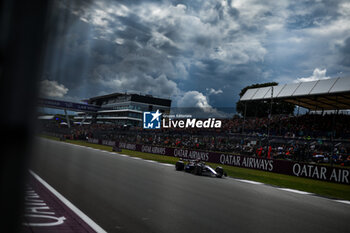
top-left (39, 135), bottom-right (350, 201)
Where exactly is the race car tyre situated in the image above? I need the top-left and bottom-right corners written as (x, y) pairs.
top-left (215, 166), bottom-right (224, 178)
top-left (194, 165), bottom-right (202, 175)
top-left (175, 161), bottom-right (184, 171)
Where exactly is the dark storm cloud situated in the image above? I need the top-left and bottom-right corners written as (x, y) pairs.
top-left (41, 0), bottom-right (350, 109)
top-left (339, 37), bottom-right (350, 67)
top-left (116, 15), bottom-right (152, 41)
top-left (286, 0), bottom-right (342, 29)
top-left (227, 7), bottom-right (239, 20)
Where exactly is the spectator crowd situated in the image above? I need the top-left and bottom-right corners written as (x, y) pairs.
top-left (40, 113), bottom-right (350, 166)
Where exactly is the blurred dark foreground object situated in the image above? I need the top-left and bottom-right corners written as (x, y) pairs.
top-left (0, 1), bottom-right (51, 232)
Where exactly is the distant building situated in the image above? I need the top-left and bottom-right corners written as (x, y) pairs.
top-left (74, 93), bottom-right (171, 126)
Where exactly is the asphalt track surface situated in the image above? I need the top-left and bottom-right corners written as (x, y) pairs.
top-left (30, 138), bottom-right (350, 233)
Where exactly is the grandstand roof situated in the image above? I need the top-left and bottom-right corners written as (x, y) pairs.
top-left (240, 77), bottom-right (350, 110)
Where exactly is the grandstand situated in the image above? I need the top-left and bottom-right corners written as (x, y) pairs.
top-left (239, 77), bottom-right (350, 142)
top-left (240, 77), bottom-right (350, 110)
top-left (236, 77), bottom-right (350, 164)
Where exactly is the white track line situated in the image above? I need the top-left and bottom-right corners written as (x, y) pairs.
top-left (115, 153), bottom-right (128, 157)
top-left (277, 188), bottom-right (311, 195)
top-left (236, 179), bottom-right (263, 185)
top-left (334, 200), bottom-right (350, 205)
top-left (159, 163), bottom-right (174, 167)
top-left (145, 160), bottom-right (157, 163)
top-left (29, 170), bottom-right (107, 233)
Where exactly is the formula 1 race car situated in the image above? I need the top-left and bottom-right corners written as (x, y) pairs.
top-left (175, 159), bottom-right (227, 178)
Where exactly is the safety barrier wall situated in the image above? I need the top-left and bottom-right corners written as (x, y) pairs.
top-left (82, 138), bottom-right (350, 185)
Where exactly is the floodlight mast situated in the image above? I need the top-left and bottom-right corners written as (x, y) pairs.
top-left (64, 109), bottom-right (71, 128)
top-left (242, 101), bottom-right (247, 134)
top-left (267, 86), bottom-right (274, 157)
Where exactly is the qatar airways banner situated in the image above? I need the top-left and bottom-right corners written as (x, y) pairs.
top-left (112, 141), bottom-right (350, 185)
top-left (101, 140), bottom-right (116, 146)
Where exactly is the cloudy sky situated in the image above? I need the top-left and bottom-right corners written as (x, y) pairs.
top-left (40, 0), bottom-right (350, 110)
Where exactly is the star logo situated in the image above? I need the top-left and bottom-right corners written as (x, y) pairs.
top-left (143, 110), bottom-right (162, 129)
top-left (150, 109), bottom-right (162, 122)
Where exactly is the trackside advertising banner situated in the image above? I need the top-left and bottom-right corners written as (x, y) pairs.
top-left (89, 140), bottom-right (350, 185)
